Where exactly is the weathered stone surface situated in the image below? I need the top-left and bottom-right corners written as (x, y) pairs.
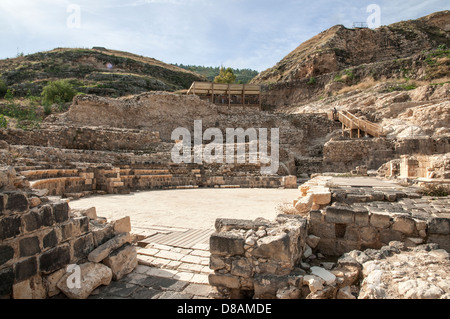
top-left (310, 266), bottom-right (336, 285)
top-left (306, 234), bottom-right (320, 249)
top-left (294, 194), bottom-right (313, 214)
top-left (39, 244), bottom-right (71, 274)
top-left (12, 275), bottom-right (46, 299)
top-left (210, 232), bottom-right (245, 257)
top-left (253, 274), bottom-right (289, 299)
top-left (113, 216), bottom-right (131, 234)
top-left (0, 267), bottom-right (14, 296)
top-left (325, 206), bottom-right (354, 224)
top-left (0, 244), bottom-right (15, 266)
top-left (392, 216), bottom-right (416, 235)
top-left (231, 258), bottom-right (253, 278)
top-left (208, 273), bottom-right (240, 289)
top-left (252, 233), bottom-right (291, 263)
top-left (44, 268), bottom-right (66, 297)
top-left (88, 232), bottom-right (131, 263)
top-left (102, 243), bottom-right (137, 280)
top-left (57, 262), bottom-right (112, 299)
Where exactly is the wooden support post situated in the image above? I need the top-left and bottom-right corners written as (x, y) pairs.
top-left (228, 84), bottom-right (231, 109)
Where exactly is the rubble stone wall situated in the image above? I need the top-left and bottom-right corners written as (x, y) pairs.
top-left (323, 136), bottom-right (450, 172)
top-left (0, 167), bottom-right (137, 299)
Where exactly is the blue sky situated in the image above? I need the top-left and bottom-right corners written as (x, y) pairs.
top-left (0, 0), bottom-right (448, 71)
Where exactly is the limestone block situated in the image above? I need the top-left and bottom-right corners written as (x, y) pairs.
top-left (283, 176), bottom-right (297, 189)
top-left (12, 275), bottom-right (47, 299)
top-left (337, 286), bottom-right (356, 299)
top-left (310, 266), bottom-right (336, 285)
top-left (231, 258), bottom-right (253, 278)
top-left (370, 212), bottom-right (392, 229)
top-left (210, 232), bottom-right (245, 257)
top-left (294, 194), bottom-right (313, 214)
top-left (392, 216), bottom-right (416, 235)
top-left (57, 262), bottom-right (112, 299)
top-left (252, 233), bottom-right (291, 263)
top-left (44, 268), bottom-right (66, 297)
top-left (306, 235), bottom-right (320, 249)
top-left (325, 206), bottom-right (354, 224)
top-left (303, 275), bottom-right (324, 293)
top-left (276, 286), bottom-right (301, 299)
top-left (113, 216), bottom-right (131, 234)
top-left (102, 243), bottom-right (137, 280)
top-left (208, 273), bottom-right (240, 289)
top-left (88, 233), bottom-right (131, 263)
top-left (253, 274), bottom-right (290, 299)
top-left (80, 207), bottom-right (97, 220)
top-left (311, 191), bottom-right (331, 205)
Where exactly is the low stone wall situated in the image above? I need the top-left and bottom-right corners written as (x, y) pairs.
top-left (209, 216), bottom-right (308, 299)
top-left (323, 136), bottom-right (450, 172)
top-left (0, 167), bottom-right (137, 299)
top-left (0, 126), bottom-right (161, 152)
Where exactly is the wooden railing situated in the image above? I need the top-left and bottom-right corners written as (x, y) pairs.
top-left (330, 110), bottom-right (386, 138)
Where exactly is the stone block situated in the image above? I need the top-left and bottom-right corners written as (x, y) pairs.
top-left (72, 233), bottom-right (95, 260)
top-left (39, 205), bottom-right (55, 227)
top-left (294, 194), bottom-right (313, 214)
top-left (5, 192), bottom-right (29, 212)
top-left (354, 209), bottom-right (370, 226)
top-left (43, 229), bottom-right (58, 249)
top-left (0, 244), bottom-right (15, 266)
top-left (253, 274), bottom-right (289, 299)
top-left (379, 229), bottom-right (403, 245)
top-left (325, 206), bottom-right (354, 224)
top-left (102, 243), bottom-right (137, 280)
top-left (231, 258), bottom-right (253, 278)
top-left (88, 232), bottom-right (131, 263)
top-left (370, 212), bottom-right (392, 229)
top-left (428, 218), bottom-right (450, 235)
top-left (208, 273), bottom-right (240, 289)
top-left (311, 191), bottom-right (331, 205)
top-left (75, 216), bottom-right (90, 234)
top-left (209, 255), bottom-right (227, 271)
top-left (39, 244), bottom-right (71, 274)
top-left (79, 207), bottom-right (97, 220)
top-left (0, 215), bottom-right (22, 240)
top-left (0, 267), bottom-right (14, 296)
top-left (310, 266), bottom-right (336, 285)
top-left (19, 236), bottom-right (41, 257)
top-left (113, 216), bottom-right (131, 234)
top-left (210, 232), bottom-right (245, 257)
top-left (392, 216), bottom-right (416, 235)
top-left (306, 235), bottom-right (320, 249)
top-left (57, 262), bottom-right (112, 299)
top-left (44, 268), bottom-right (66, 297)
top-left (53, 201), bottom-right (69, 223)
top-left (252, 233), bottom-right (291, 263)
top-left (14, 256), bottom-right (38, 282)
top-left (92, 223), bottom-right (114, 247)
top-left (12, 274), bottom-right (46, 299)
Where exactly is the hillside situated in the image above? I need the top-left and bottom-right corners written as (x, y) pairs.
top-left (0, 47), bottom-right (207, 98)
top-left (252, 10), bottom-right (450, 85)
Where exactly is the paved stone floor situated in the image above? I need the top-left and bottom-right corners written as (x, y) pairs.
top-left (88, 225), bottom-right (216, 299)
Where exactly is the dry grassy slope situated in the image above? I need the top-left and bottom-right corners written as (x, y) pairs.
top-left (0, 47), bottom-right (207, 98)
top-left (252, 10), bottom-right (450, 84)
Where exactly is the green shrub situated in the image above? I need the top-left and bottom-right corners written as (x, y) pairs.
top-left (0, 79), bottom-right (7, 98)
top-left (41, 80), bottom-right (77, 106)
top-left (307, 77), bottom-right (317, 85)
top-left (0, 115), bottom-right (7, 128)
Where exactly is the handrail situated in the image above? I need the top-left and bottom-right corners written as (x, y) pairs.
top-left (337, 110), bottom-right (385, 137)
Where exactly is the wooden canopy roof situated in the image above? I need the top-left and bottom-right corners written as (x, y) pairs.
top-left (186, 82), bottom-right (261, 96)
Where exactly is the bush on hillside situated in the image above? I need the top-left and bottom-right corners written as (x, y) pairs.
top-left (41, 80), bottom-right (77, 106)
